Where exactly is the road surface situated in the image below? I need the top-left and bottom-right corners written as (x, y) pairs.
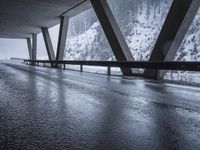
top-left (0, 60), bottom-right (200, 150)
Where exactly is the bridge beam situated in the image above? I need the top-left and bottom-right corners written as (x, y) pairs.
top-left (41, 27), bottom-right (56, 60)
top-left (26, 38), bottom-right (32, 60)
top-left (56, 16), bottom-right (69, 61)
top-left (90, 0), bottom-right (134, 76)
top-left (32, 33), bottom-right (37, 61)
top-left (144, 0), bottom-right (200, 80)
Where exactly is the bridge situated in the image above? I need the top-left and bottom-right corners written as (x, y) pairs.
top-left (0, 0), bottom-right (200, 149)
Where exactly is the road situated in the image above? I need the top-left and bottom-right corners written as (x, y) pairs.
top-left (0, 60), bottom-right (200, 150)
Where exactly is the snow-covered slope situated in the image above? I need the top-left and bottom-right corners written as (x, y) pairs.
top-left (126, 0), bottom-right (171, 60)
top-left (65, 0), bottom-right (172, 61)
top-left (65, 0), bottom-right (200, 84)
top-left (66, 22), bottom-right (114, 61)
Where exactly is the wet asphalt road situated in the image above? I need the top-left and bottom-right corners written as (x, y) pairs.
top-left (0, 61), bottom-right (200, 150)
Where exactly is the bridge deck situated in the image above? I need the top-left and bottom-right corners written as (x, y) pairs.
top-left (0, 60), bottom-right (200, 149)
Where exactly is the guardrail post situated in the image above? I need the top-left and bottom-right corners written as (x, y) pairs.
top-left (80, 65), bottom-right (83, 72)
top-left (64, 64), bottom-right (66, 70)
top-left (154, 70), bottom-right (160, 80)
top-left (107, 66), bottom-right (111, 76)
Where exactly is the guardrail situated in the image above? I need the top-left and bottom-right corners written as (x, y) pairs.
top-left (24, 60), bottom-right (200, 76)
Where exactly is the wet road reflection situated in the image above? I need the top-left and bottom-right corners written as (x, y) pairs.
top-left (0, 61), bottom-right (200, 150)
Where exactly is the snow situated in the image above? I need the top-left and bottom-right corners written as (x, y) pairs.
top-left (165, 72), bottom-right (200, 84)
top-left (66, 22), bottom-right (100, 60)
top-left (64, 0), bottom-right (200, 84)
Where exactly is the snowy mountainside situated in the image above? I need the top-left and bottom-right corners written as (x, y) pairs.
top-left (66, 22), bottom-right (114, 61)
top-left (64, 0), bottom-right (200, 83)
top-left (65, 0), bottom-right (172, 61)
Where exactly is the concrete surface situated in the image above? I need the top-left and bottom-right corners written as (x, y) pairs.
top-left (91, 0), bottom-right (134, 76)
top-left (0, 60), bottom-right (200, 150)
top-left (144, 0), bottom-right (200, 79)
top-left (0, 0), bottom-right (91, 38)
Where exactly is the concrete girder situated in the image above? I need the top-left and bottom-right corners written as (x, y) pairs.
top-left (41, 27), bottom-right (56, 60)
top-left (56, 16), bottom-right (69, 61)
top-left (26, 38), bottom-right (32, 60)
top-left (32, 33), bottom-right (37, 60)
top-left (144, 0), bottom-right (200, 80)
top-left (90, 0), bottom-right (134, 76)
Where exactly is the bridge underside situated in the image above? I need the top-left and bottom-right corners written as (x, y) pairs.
top-left (0, 0), bottom-right (91, 38)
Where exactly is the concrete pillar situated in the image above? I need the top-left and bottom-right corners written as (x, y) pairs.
top-left (32, 33), bottom-right (37, 60)
top-left (56, 16), bottom-right (69, 61)
top-left (41, 27), bottom-right (56, 60)
top-left (26, 38), bottom-right (32, 60)
top-left (144, 0), bottom-right (200, 79)
top-left (90, 0), bottom-right (134, 76)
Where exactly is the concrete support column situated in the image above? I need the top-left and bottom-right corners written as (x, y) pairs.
top-left (144, 0), bottom-right (200, 80)
top-left (90, 0), bottom-right (134, 76)
top-left (26, 38), bottom-right (32, 60)
top-left (56, 16), bottom-right (69, 61)
top-left (41, 27), bottom-right (56, 60)
top-left (32, 33), bottom-right (37, 60)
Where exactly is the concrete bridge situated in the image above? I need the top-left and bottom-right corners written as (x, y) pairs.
top-left (0, 0), bottom-right (200, 149)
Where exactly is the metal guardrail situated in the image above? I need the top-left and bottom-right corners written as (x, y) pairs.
top-left (24, 60), bottom-right (200, 76)
top-left (24, 60), bottom-right (200, 70)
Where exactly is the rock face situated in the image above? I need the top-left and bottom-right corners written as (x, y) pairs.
top-left (65, 0), bottom-right (200, 83)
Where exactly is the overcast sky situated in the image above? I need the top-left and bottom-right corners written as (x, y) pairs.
top-left (0, 24), bottom-right (60, 60)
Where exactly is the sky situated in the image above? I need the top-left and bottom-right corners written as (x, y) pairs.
top-left (0, 24), bottom-right (60, 60)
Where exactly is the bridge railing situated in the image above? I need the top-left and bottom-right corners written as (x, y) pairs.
top-left (23, 59), bottom-right (200, 77)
